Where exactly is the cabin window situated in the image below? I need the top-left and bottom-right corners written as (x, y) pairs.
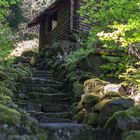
top-left (48, 11), bottom-right (58, 32)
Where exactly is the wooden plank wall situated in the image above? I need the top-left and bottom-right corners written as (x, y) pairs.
top-left (45, 0), bottom-right (70, 44)
top-left (70, 0), bottom-right (91, 32)
top-left (78, 0), bottom-right (91, 32)
top-left (70, 0), bottom-right (80, 31)
top-left (39, 16), bottom-right (47, 48)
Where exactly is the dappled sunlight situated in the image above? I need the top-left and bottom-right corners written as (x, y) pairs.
top-left (10, 39), bottom-right (39, 57)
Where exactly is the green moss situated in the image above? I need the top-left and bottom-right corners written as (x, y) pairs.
top-left (47, 112), bottom-right (71, 119)
top-left (71, 102), bottom-right (83, 114)
top-left (74, 108), bottom-right (87, 123)
top-left (100, 91), bottom-right (121, 101)
top-left (123, 130), bottom-right (140, 140)
top-left (0, 70), bottom-right (9, 81)
top-left (81, 93), bottom-right (100, 105)
top-left (38, 128), bottom-right (48, 140)
top-left (93, 97), bottom-right (132, 112)
top-left (0, 85), bottom-right (14, 97)
top-left (0, 94), bottom-right (12, 101)
top-left (105, 106), bottom-right (140, 127)
top-left (73, 82), bottom-right (84, 99)
top-left (84, 113), bottom-right (99, 126)
top-left (0, 104), bottom-right (21, 125)
top-left (8, 135), bottom-right (33, 140)
top-left (92, 99), bottom-right (110, 112)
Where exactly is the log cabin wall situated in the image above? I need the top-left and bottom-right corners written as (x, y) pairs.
top-left (70, 0), bottom-right (80, 31)
top-left (44, 0), bottom-right (71, 45)
top-left (39, 16), bottom-right (47, 48)
top-left (39, 0), bottom-right (91, 47)
top-left (78, 0), bottom-right (91, 32)
top-left (70, 0), bottom-right (91, 32)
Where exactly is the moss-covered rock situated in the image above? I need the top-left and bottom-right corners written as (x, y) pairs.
top-left (73, 82), bottom-right (84, 101)
top-left (84, 113), bottom-right (99, 127)
top-left (93, 97), bottom-right (134, 126)
top-left (84, 78), bottom-right (110, 94)
top-left (79, 72), bottom-right (95, 83)
top-left (0, 95), bottom-right (12, 102)
top-left (0, 104), bottom-right (20, 125)
top-left (81, 93), bottom-right (100, 112)
top-left (74, 108), bottom-right (87, 123)
top-left (72, 102), bottom-right (83, 114)
top-left (123, 130), bottom-right (140, 140)
top-left (105, 106), bottom-right (140, 140)
top-left (76, 52), bottom-right (103, 75)
top-left (100, 91), bottom-right (121, 101)
top-left (8, 135), bottom-right (33, 140)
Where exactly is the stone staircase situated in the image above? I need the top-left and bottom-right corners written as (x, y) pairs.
top-left (16, 69), bottom-right (94, 140)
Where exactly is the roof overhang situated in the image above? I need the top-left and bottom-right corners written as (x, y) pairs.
top-left (28, 0), bottom-right (62, 27)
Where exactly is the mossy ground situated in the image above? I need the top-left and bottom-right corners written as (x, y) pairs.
top-left (123, 130), bottom-right (140, 140)
top-left (84, 113), bottom-right (99, 126)
top-left (105, 106), bottom-right (140, 127)
top-left (0, 104), bottom-right (20, 125)
top-left (81, 93), bottom-right (100, 105)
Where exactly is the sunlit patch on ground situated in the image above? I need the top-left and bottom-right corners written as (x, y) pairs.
top-left (10, 39), bottom-right (39, 57)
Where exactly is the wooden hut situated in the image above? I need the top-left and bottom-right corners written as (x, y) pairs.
top-left (28, 0), bottom-right (91, 48)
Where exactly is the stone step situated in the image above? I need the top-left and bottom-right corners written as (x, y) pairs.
top-left (29, 111), bottom-right (72, 119)
top-left (39, 123), bottom-right (95, 140)
top-left (37, 117), bottom-right (73, 123)
top-left (32, 71), bottom-right (54, 78)
top-left (30, 112), bottom-right (73, 123)
top-left (15, 100), bottom-right (41, 112)
top-left (33, 70), bottom-right (52, 75)
top-left (28, 92), bottom-right (69, 100)
top-left (21, 87), bottom-right (59, 94)
top-left (29, 96), bottom-right (72, 104)
top-left (41, 103), bottom-right (70, 112)
top-left (23, 83), bottom-right (62, 90)
top-left (21, 77), bottom-right (62, 85)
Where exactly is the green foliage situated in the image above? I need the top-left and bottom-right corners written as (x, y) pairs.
top-left (0, 104), bottom-right (20, 125)
top-left (100, 91), bottom-right (121, 101)
top-left (80, 0), bottom-right (140, 48)
top-left (106, 106), bottom-right (140, 126)
top-left (79, 0), bottom-right (140, 88)
top-left (119, 62), bottom-right (140, 92)
top-left (123, 130), bottom-right (140, 140)
top-left (67, 47), bottom-right (94, 64)
top-left (0, 63), bottom-right (32, 98)
top-left (8, 0), bottom-right (26, 30)
top-left (84, 113), bottom-right (99, 126)
top-left (0, 0), bottom-right (21, 59)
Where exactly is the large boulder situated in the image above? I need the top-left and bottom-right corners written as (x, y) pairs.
top-left (80, 93), bottom-right (100, 112)
top-left (84, 78), bottom-right (109, 94)
top-left (73, 82), bottom-right (84, 101)
top-left (74, 108), bottom-right (87, 123)
top-left (104, 84), bottom-right (126, 95)
top-left (105, 106), bottom-right (140, 140)
top-left (76, 52), bottom-right (102, 76)
top-left (122, 130), bottom-right (140, 140)
top-left (84, 113), bottom-right (99, 127)
top-left (93, 97), bottom-right (134, 126)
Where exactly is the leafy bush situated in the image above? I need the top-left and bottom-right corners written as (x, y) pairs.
top-left (67, 47), bottom-right (94, 64)
top-left (77, 0), bottom-right (140, 92)
top-left (0, 0), bottom-right (20, 60)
